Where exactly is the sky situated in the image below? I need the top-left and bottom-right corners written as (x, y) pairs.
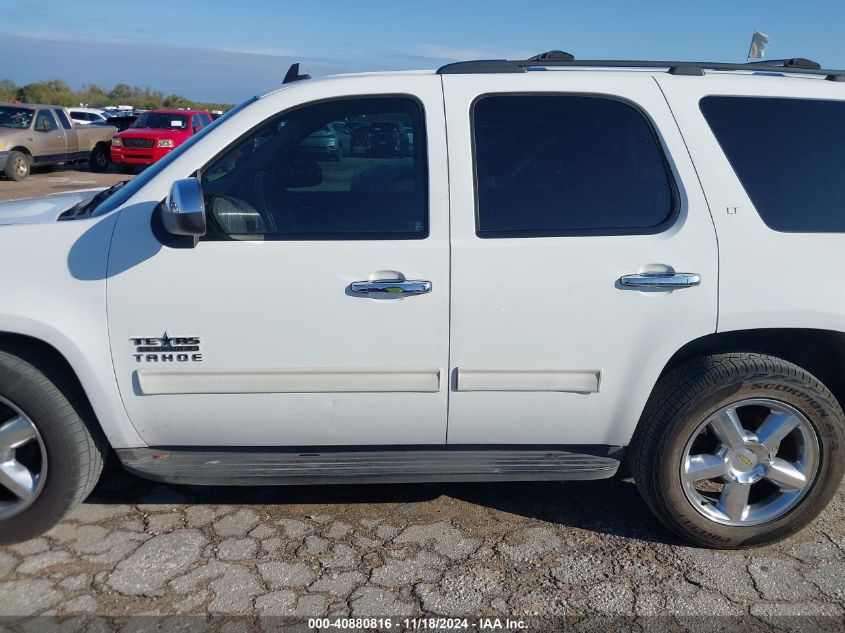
top-left (2, 0), bottom-right (845, 103)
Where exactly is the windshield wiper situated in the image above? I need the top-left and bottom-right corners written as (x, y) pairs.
top-left (58, 180), bottom-right (130, 220)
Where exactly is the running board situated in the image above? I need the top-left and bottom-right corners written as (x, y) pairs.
top-left (116, 446), bottom-right (622, 486)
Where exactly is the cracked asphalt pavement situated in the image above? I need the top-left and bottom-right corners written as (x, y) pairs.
top-left (0, 467), bottom-right (843, 630)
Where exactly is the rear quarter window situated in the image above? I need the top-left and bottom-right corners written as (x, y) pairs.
top-left (700, 96), bottom-right (845, 233)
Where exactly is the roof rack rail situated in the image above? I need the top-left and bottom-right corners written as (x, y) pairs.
top-left (436, 52), bottom-right (845, 81)
top-left (746, 57), bottom-right (822, 70)
top-left (283, 63), bottom-right (311, 84)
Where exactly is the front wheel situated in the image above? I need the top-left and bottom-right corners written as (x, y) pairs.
top-left (632, 353), bottom-right (845, 548)
top-left (0, 347), bottom-right (106, 544)
top-left (4, 151), bottom-right (30, 181)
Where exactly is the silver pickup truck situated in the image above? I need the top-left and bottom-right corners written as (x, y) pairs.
top-left (0, 104), bottom-right (117, 180)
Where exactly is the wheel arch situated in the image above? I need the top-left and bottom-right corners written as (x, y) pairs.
top-left (624, 328), bottom-right (845, 448)
top-left (0, 331), bottom-right (143, 449)
top-left (659, 328), bottom-right (845, 406)
top-left (8, 146), bottom-right (32, 157)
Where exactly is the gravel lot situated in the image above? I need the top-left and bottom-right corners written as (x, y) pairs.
top-left (0, 164), bottom-right (130, 202)
top-left (1, 163), bottom-right (844, 631)
top-left (0, 468), bottom-right (842, 629)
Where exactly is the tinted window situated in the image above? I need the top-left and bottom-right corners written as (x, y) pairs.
top-left (34, 110), bottom-right (58, 132)
top-left (55, 109), bottom-right (73, 129)
top-left (473, 95), bottom-right (675, 237)
top-left (200, 97), bottom-right (427, 240)
top-left (132, 112), bottom-right (189, 130)
top-left (700, 96), bottom-right (845, 233)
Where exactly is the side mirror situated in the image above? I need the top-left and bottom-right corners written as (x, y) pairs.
top-left (162, 178), bottom-right (206, 238)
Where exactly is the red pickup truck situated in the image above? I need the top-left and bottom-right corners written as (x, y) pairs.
top-left (110, 109), bottom-right (213, 172)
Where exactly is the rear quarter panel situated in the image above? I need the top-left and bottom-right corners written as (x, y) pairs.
top-left (657, 75), bottom-right (845, 336)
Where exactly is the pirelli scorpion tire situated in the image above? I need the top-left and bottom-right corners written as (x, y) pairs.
top-left (632, 353), bottom-right (845, 548)
top-left (0, 347), bottom-right (106, 544)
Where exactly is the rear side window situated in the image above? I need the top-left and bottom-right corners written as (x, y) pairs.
top-left (55, 109), bottom-right (73, 129)
top-left (701, 96), bottom-right (845, 233)
top-left (473, 95), bottom-right (675, 237)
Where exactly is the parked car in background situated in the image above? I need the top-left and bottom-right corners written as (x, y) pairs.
top-left (349, 121), bottom-right (372, 155)
top-left (0, 104), bottom-right (115, 180)
top-left (329, 121), bottom-right (352, 155)
top-left (367, 120), bottom-right (409, 157)
top-left (110, 109), bottom-right (212, 172)
top-left (93, 111), bottom-right (138, 133)
top-left (298, 125), bottom-right (343, 161)
top-left (68, 108), bottom-right (108, 126)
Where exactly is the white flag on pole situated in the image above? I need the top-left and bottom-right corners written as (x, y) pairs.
top-left (747, 30), bottom-right (771, 59)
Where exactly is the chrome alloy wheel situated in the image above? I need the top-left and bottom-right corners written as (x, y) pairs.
top-left (12, 156), bottom-right (28, 179)
top-left (0, 395), bottom-right (47, 520)
top-left (681, 398), bottom-right (819, 526)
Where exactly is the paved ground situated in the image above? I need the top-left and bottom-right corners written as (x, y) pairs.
top-left (0, 164), bottom-right (129, 202)
top-left (0, 466), bottom-right (842, 629)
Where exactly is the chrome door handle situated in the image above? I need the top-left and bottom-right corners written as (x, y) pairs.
top-left (619, 272), bottom-right (701, 289)
top-left (350, 279), bottom-right (432, 296)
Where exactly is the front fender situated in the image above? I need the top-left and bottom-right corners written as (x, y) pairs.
top-left (0, 213), bottom-right (145, 448)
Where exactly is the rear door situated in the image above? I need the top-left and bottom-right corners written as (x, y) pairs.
top-left (442, 72), bottom-right (719, 447)
top-left (53, 109), bottom-right (80, 158)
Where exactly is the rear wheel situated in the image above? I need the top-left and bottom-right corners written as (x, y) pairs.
top-left (632, 353), bottom-right (845, 548)
top-left (0, 347), bottom-right (106, 544)
top-left (89, 145), bottom-right (110, 173)
top-left (4, 151), bottom-right (30, 181)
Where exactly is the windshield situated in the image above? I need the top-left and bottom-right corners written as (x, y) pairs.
top-left (90, 97), bottom-right (258, 218)
top-left (0, 106), bottom-right (34, 129)
top-left (132, 112), bottom-right (189, 130)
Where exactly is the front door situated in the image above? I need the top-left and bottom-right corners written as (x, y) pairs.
top-left (442, 73), bottom-right (719, 447)
top-left (106, 78), bottom-right (449, 447)
top-left (32, 110), bottom-right (67, 163)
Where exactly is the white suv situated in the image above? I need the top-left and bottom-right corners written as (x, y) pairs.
top-left (0, 54), bottom-right (843, 548)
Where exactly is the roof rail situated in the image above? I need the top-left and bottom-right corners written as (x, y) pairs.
top-left (283, 63), bottom-right (311, 84)
top-left (436, 52), bottom-right (845, 81)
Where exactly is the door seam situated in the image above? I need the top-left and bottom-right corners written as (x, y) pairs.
top-left (653, 76), bottom-right (721, 334)
top-left (440, 74), bottom-right (453, 445)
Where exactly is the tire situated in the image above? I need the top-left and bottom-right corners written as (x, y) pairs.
top-left (632, 353), bottom-right (845, 548)
top-left (89, 145), bottom-right (110, 173)
top-left (0, 346), bottom-right (106, 544)
top-left (3, 151), bottom-right (30, 181)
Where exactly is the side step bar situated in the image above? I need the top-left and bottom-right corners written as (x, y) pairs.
top-left (116, 446), bottom-right (623, 486)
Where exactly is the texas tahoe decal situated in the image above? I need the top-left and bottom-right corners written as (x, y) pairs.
top-left (131, 333), bottom-right (203, 363)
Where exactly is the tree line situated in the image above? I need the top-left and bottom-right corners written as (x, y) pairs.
top-left (0, 79), bottom-right (234, 112)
